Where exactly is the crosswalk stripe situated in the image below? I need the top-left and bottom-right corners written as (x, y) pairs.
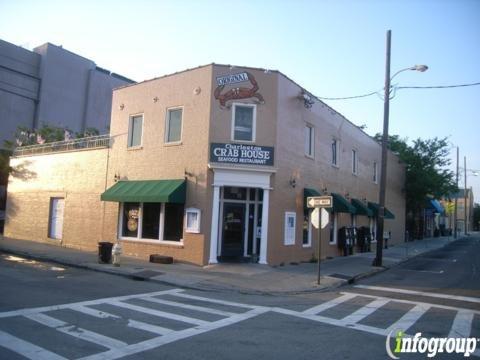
top-left (302, 293), bottom-right (357, 315)
top-left (0, 329), bottom-right (67, 360)
top-left (354, 285), bottom-right (480, 304)
top-left (140, 296), bottom-right (236, 317)
top-left (127, 319), bottom-right (174, 336)
top-left (340, 298), bottom-right (390, 324)
top-left (385, 304), bottom-right (430, 334)
top-left (448, 310), bottom-right (474, 338)
top-left (70, 305), bottom-right (120, 319)
top-left (108, 300), bottom-right (210, 326)
top-left (25, 313), bottom-right (128, 350)
top-left (170, 292), bottom-right (258, 309)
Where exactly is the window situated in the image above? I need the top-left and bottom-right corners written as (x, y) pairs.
top-left (232, 103), bottom-right (256, 142)
top-left (373, 162), bottom-right (378, 183)
top-left (351, 214), bottom-right (357, 228)
top-left (128, 115), bottom-right (143, 148)
top-left (284, 212), bottom-right (296, 246)
top-left (332, 138), bottom-right (338, 166)
top-left (120, 202), bottom-right (184, 242)
top-left (304, 125), bottom-right (315, 158)
top-left (165, 108), bottom-right (183, 143)
top-left (185, 208), bottom-right (201, 233)
top-left (352, 149), bottom-right (358, 174)
top-left (329, 212), bottom-right (337, 244)
top-left (302, 210), bottom-right (312, 247)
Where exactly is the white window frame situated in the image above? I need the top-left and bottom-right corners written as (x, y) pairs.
top-left (128, 113), bottom-right (144, 148)
top-left (373, 161), bottom-right (378, 183)
top-left (303, 210), bottom-right (312, 247)
top-left (185, 208), bottom-right (201, 233)
top-left (231, 102), bottom-right (256, 143)
top-left (352, 149), bottom-right (358, 175)
top-left (284, 211), bottom-right (296, 246)
top-left (329, 212), bottom-right (338, 244)
top-left (118, 202), bottom-right (183, 245)
top-left (165, 106), bottom-right (184, 144)
top-left (331, 138), bottom-right (339, 167)
top-left (304, 124), bottom-right (315, 158)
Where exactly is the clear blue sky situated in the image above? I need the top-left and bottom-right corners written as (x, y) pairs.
top-left (1, 0), bottom-right (479, 200)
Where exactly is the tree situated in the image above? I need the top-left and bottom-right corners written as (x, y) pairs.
top-left (474, 203), bottom-right (480, 231)
top-left (374, 134), bottom-right (457, 237)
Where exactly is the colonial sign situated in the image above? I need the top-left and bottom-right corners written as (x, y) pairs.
top-left (210, 143), bottom-right (274, 166)
top-left (214, 71), bottom-right (265, 107)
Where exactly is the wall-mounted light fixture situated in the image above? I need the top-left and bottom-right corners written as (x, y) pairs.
top-left (119, 104), bottom-right (124, 110)
top-left (321, 187), bottom-right (328, 195)
top-left (344, 192), bottom-right (350, 200)
top-left (289, 176), bottom-right (297, 188)
top-left (153, 96), bottom-right (159, 103)
top-left (299, 91), bottom-right (315, 109)
top-left (114, 173), bottom-right (121, 182)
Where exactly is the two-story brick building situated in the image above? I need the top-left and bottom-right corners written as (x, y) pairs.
top-left (4, 64), bottom-right (406, 266)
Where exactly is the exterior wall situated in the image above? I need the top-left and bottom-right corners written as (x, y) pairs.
top-left (4, 149), bottom-right (108, 251)
top-left (0, 39), bottom-right (40, 146)
top-left (103, 65), bottom-right (214, 264)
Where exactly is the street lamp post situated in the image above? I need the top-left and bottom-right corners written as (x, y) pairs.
top-left (372, 30), bottom-right (428, 267)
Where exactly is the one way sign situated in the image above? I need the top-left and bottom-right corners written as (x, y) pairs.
top-left (307, 196), bottom-right (333, 209)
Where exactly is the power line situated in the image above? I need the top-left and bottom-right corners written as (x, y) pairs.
top-left (316, 90), bottom-right (380, 100)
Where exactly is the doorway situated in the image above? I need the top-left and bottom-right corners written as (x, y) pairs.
top-left (49, 197), bottom-right (65, 239)
top-left (221, 203), bottom-right (245, 258)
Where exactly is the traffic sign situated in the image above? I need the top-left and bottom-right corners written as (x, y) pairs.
top-left (307, 196), bottom-right (333, 209)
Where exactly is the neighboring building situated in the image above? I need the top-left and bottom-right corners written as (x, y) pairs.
top-left (442, 188), bottom-right (475, 234)
top-left (0, 39), bottom-right (134, 147)
top-left (4, 64), bottom-right (406, 266)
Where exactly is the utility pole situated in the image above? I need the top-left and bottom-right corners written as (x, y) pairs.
top-left (372, 30), bottom-right (391, 267)
top-left (464, 156), bottom-right (467, 235)
top-left (454, 147), bottom-right (459, 239)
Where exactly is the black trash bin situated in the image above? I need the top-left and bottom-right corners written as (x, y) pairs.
top-left (98, 242), bottom-right (113, 264)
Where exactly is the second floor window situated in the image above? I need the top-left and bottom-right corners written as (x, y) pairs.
top-left (304, 125), bottom-right (314, 157)
top-left (232, 103), bottom-right (255, 142)
top-left (128, 114), bottom-right (143, 148)
top-left (332, 139), bottom-right (338, 166)
top-left (352, 149), bottom-right (358, 174)
top-left (166, 108), bottom-right (183, 143)
top-left (373, 161), bottom-right (378, 183)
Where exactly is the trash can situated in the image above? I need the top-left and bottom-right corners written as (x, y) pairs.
top-left (98, 242), bottom-right (113, 264)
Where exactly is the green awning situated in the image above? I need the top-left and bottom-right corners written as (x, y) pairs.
top-left (328, 193), bottom-right (356, 214)
top-left (351, 198), bottom-right (373, 217)
top-left (368, 202), bottom-right (395, 219)
top-left (101, 179), bottom-right (186, 203)
top-left (303, 188), bottom-right (321, 211)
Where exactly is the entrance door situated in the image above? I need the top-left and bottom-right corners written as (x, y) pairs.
top-left (49, 198), bottom-right (65, 239)
top-left (221, 203), bottom-right (245, 258)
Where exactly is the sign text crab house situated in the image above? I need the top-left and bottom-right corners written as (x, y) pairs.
top-left (210, 143), bottom-right (274, 166)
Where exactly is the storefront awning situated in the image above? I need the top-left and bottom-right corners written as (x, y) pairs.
top-left (427, 199), bottom-right (445, 214)
top-left (101, 179), bottom-right (186, 203)
top-left (329, 193), bottom-right (356, 214)
top-left (303, 188), bottom-right (321, 211)
top-left (351, 198), bottom-right (373, 217)
top-left (368, 202), bottom-right (395, 219)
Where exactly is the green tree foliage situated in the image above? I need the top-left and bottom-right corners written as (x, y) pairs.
top-left (374, 134), bottom-right (457, 213)
top-left (473, 203), bottom-right (480, 231)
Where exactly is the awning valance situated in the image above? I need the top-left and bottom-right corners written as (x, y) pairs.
top-left (351, 198), bottom-right (373, 217)
top-left (101, 179), bottom-right (186, 203)
top-left (303, 188), bottom-right (321, 211)
top-left (329, 193), bottom-right (356, 214)
top-left (368, 202), bottom-right (395, 219)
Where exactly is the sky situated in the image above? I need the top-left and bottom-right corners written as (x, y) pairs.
top-left (1, 0), bottom-right (479, 200)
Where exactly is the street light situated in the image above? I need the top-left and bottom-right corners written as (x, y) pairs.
top-left (372, 30), bottom-right (428, 267)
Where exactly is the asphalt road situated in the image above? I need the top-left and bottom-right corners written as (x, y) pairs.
top-left (0, 235), bottom-right (479, 360)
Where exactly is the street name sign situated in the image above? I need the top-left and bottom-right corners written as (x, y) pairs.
top-left (307, 196), bottom-right (333, 209)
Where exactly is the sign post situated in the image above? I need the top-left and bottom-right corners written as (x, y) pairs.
top-left (307, 196), bottom-right (333, 285)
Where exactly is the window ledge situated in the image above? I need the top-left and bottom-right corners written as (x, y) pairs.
top-left (305, 154), bottom-right (315, 160)
top-left (230, 139), bottom-right (256, 144)
top-left (127, 146), bottom-right (143, 151)
top-left (302, 244), bottom-right (312, 248)
top-left (120, 238), bottom-right (184, 247)
top-left (164, 141), bottom-right (183, 147)
top-left (331, 164), bottom-right (339, 169)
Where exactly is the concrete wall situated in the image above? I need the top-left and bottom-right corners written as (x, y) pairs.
top-left (0, 39), bottom-right (40, 146)
top-left (4, 148), bottom-right (109, 251)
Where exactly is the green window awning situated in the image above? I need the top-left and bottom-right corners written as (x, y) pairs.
top-left (368, 202), bottom-right (395, 219)
top-left (329, 193), bottom-right (356, 214)
top-left (101, 179), bottom-right (186, 203)
top-left (303, 188), bottom-right (321, 211)
top-left (351, 198), bottom-right (373, 217)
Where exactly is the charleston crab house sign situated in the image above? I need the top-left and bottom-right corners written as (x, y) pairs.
top-left (210, 143), bottom-right (274, 166)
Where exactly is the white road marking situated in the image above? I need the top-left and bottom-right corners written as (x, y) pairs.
top-left (302, 293), bottom-right (357, 315)
top-left (25, 313), bottom-right (128, 350)
top-left (141, 296), bottom-right (236, 317)
top-left (340, 298), bottom-right (390, 324)
top-left (70, 305), bottom-right (120, 319)
top-left (108, 300), bottom-right (210, 326)
top-left (127, 319), bottom-right (174, 336)
top-left (385, 304), bottom-right (430, 334)
top-left (354, 285), bottom-right (480, 304)
top-left (448, 310), bottom-right (475, 338)
top-left (0, 329), bottom-right (67, 360)
top-left (170, 292), bottom-right (258, 309)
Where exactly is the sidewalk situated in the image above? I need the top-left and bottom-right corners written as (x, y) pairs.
top-left (0, 234), bottom-right (461, 295)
